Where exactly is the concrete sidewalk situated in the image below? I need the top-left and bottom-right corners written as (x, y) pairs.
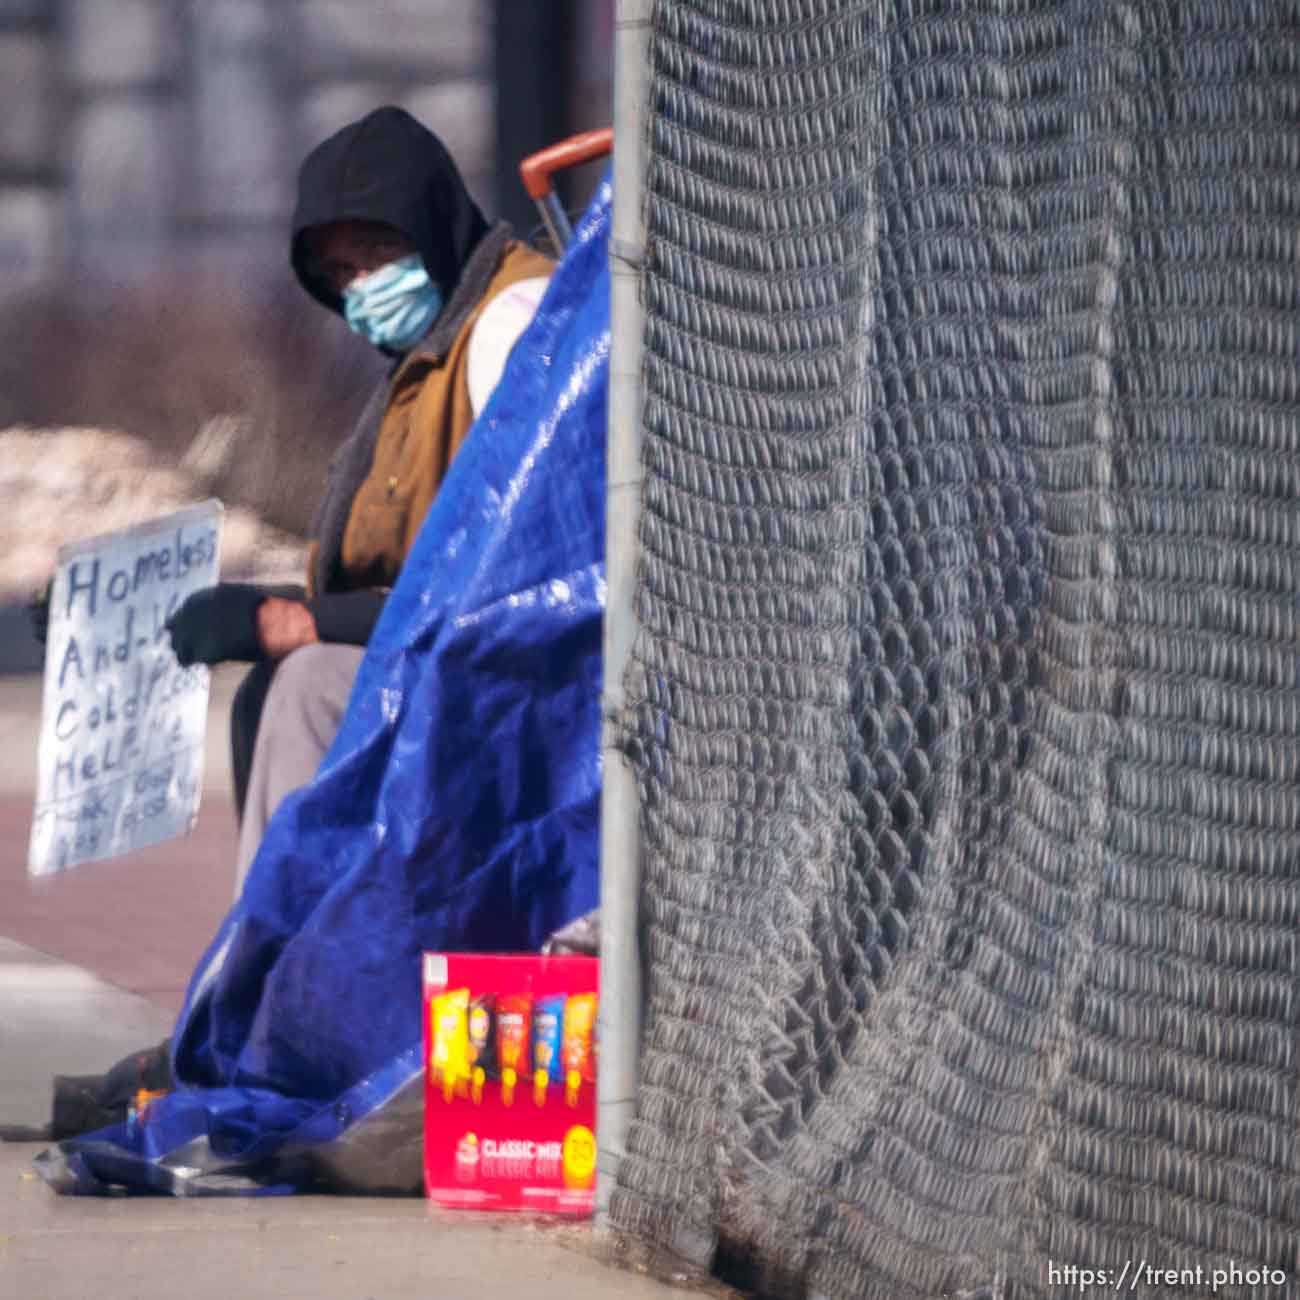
top-left (0, 671), bottom-right (702, 1300)
top-left (0, 940), bottom-right (695, 1300)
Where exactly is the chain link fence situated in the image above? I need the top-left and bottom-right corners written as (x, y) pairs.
top-left (612, 2), bottom-right (1300, 1296)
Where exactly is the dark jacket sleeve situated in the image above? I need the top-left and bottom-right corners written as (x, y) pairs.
top-left (306, 589), bottom-right (389, 646)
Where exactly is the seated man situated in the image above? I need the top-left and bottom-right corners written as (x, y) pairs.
top-left (164, 105), bottom-right (552, 890)
top-left (15, 107), bottom-right (555, 1141)
top-left (22, 173), bottom-right (610, 1175)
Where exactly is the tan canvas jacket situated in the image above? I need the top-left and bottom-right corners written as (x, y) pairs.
top-left (331, 238), bottom-right (554, 592)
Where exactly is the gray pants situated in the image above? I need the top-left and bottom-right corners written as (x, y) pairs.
top-left (234, 643), bottom-right (366, 893)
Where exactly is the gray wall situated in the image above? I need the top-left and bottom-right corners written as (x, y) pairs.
top-left (0, 0), bottom-right (612, 525)
top-left (0, 0), bottom-right (499, 291)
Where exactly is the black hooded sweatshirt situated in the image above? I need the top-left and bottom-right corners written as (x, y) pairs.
top-left (290, 105), bottom-right (489, 314)
top-left (287, 106), bottom-right (495, 646)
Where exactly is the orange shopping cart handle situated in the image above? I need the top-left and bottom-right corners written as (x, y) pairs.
top-left (519, 127), bottom-right (613, 200)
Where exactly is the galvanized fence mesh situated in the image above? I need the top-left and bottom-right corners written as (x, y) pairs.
top-left (612, 2), bottom-right (1300, 1296)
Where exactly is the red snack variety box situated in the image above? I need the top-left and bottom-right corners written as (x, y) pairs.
top-left (422, 953), bottom-right (598, 1214)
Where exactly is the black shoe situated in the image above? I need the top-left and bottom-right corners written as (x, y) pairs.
top-left (40, 1040), bottom-right (171, 1141)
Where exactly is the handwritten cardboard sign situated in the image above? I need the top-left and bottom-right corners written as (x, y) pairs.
top-left (28, 500), bottom-right (224, 877)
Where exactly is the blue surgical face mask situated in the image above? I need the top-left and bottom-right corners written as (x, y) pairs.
top-left (343, 254), bottom-right (444, 352)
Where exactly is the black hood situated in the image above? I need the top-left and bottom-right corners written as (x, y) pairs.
top-left (290, 106), bottom-right (490, 316)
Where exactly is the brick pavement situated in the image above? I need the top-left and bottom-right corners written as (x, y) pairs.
top-left (0, 795), bottom-right (237, 1013)
top-left (0, 665), bottom-right (241, 1012)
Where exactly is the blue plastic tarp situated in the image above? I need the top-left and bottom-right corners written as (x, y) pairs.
top-left (36, 177), bottom-right (611, 1196)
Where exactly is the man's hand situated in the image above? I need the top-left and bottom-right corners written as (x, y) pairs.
top-left (166, 584), bottom-right (267, 666)
top-left (256, 596), bottom-right (319, 660)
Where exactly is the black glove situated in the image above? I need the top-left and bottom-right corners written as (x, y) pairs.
top-left (165, 583), bottom-right (267, 667)
top-left (28, 578), bottom-right (52, 646)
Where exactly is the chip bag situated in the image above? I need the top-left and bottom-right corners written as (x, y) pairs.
top-left (430, 988), bottom-right (471, 1102)
top-left (561, 993), bottom-right (597, 1106)
top-left (468, 994), bottom-right (497, 1104)
top-left (496, 993), bottom-right (533, 1107)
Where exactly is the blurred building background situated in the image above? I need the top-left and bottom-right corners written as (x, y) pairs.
top-left (0, 0), bottom-right (613, 535)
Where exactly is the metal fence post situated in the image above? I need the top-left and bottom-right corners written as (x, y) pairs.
top-left (596, 0), bottom-right (651, 1226)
